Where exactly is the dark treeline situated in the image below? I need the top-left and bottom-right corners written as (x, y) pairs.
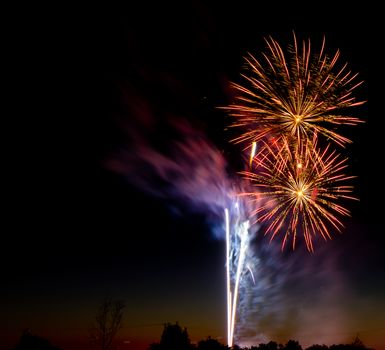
top-left (10, 322), bottom-right (375, 350)
top-left (148, 323), bottom-right (375, 350)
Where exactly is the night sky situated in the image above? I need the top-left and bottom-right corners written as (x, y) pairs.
top-left (4, 2), bottom-right (385, 350)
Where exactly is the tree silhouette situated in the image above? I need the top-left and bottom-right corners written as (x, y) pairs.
top-left (148, 343), bottom-right (163, 350)
top-left (350, 335), bottom-right (365, 348)
top-left (284, 340), bottom-right (302, 350)
top-left (148, 322), bottom-right (193, 350)
top-left (89, 297), bottom-right (125, 350)
top-left (259, 341), bottom-right (280, 350)
top-left (305, 345), bottom-right (329, 350)
top-left (13, 329), bottom-right (60, 350)
top-left (197, 336), bottom-right (228, 350)
top-left (328, 335), bottom-right (372, 350)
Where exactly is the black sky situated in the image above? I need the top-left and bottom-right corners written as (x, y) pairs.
top-left (4, 2), bottom-right (385, 349)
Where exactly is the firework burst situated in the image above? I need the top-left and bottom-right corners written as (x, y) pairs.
top-left (241, 136), bottom-right (357, 251)
top-left (225, 33), bottom-right (364, 150)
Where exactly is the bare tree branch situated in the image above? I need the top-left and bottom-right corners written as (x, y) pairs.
top-left (90, 297), bottom-right (125, 350)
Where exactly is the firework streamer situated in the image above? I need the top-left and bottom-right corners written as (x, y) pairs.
top-left (225, 201), bottom-right (253, 347)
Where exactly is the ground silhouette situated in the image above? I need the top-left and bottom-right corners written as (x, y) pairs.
top-left (13, 329), bottom-right (60, 350)
top-left (148, 322), bottom-right (193, 350)
top-left (147, 323), bottom-right (375, 350)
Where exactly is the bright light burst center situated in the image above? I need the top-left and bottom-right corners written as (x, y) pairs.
top-left (294, 115), bottom-right (302, 124)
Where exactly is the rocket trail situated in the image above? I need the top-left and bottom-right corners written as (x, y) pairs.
top-left (225, 208), bottom-right (231, 346)
top-left (225, 205), bottom-right (252, 347)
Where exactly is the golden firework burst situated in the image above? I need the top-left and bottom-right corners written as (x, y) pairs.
top-left (241, 137), bottom-right (357, 251)
top-left (225, 33), bottom-right (364, 151)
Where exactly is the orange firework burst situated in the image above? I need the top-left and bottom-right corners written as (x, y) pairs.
top-left (241, 137), bottom-right (357, 252)
top-left (225, 33), bottom-right (364, 150)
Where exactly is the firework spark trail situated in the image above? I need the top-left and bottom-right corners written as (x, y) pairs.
top-left (246, 265), bottom-right (256, 285)
top-left (225, 199), bottom-right (257, 347)
top-left (233, 235), bottom-right (352, 348)
top-left (230, 219), bottom-right (249, 345)
top-left (222, 198), bottom-right (344, 348)
top-left (249, 141), bottom-right (257, 167)
top-left (225, 208), bottom-right (231, 346)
